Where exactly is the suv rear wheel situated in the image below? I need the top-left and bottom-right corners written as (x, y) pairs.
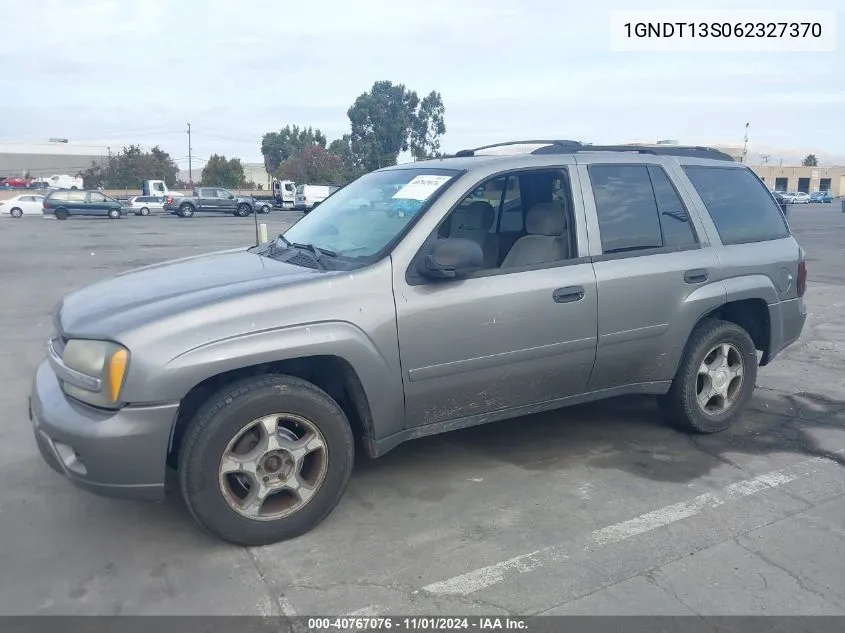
top-left (236, 203), bottom-right (251, 217)
top-left (178, 375), bottom-right (355, 546)
top-left (660, 319), bottom-right (758, 433)
top-left (179, 203), bottom-right (195, 218)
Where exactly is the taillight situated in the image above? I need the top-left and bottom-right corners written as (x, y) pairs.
top-left (797, 258), bottom-right (807, 297)
top-left (166, 196), bottom-right (173, 204)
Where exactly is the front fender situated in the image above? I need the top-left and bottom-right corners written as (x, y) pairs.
top-left (126, 321), bottom-right (406, 441)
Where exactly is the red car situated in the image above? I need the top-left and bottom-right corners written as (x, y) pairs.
top-left (1, 176), bottom-right (34, 188)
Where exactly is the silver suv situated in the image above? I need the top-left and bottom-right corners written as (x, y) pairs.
top-left (28, 140), bottom-right (807, 546)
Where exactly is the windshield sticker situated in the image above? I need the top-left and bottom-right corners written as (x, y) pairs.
top-left (392, 175), bottom-right (453, 201)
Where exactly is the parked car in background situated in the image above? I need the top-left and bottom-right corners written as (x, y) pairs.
top-left (126, 195), bottom-right (166, 216)
top-left (792, 192), bottom-right (811, 204)
top-left (36, 174), bottom-right (84, 190)
top-left (810, 191), bottom-right (834, 203)
top-left (42, 189), bottom-right (127, 220)
top-left (0, 194), bottom-right (45, 217)
top-left (1, 176), bottom-right (35, 188)
top-left (163, 186), bottom-right (257, 217)
top-left (295, 184), bottom-right (335, 212)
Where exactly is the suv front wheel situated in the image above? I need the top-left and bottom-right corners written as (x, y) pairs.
top-left (178, 375), bottom-right (355, 546)
top-left (660, 319), bottom-right (758, 433)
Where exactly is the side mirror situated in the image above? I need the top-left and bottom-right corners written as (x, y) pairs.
top-left (417, 238), bottom-right (483, 280)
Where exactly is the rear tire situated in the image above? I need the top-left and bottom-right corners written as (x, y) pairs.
top-left (10, 208), bottom-right (23, 218)
top-left (178, 375), bottom-right (355, 546)
top-left (139, 207), bottom-right (150, 216)
top-left (660, 319), bottom-right (758, 434)
top-left (260, 205), bottom-right (271, 214)
top-left (236, 203), bottom-right (251, 217)
top-left (55, 208), bottom-right (69, 221)
top-left (179, 204), bottom-right (195, 218)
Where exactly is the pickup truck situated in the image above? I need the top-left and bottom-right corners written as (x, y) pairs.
top-left (163, 186), bottom-right (257, 218)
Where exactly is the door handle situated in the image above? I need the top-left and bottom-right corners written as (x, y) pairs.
top-left (684, 269), bottom-right (709, 284)
top-left (553, 286), bottom-right (585, 303)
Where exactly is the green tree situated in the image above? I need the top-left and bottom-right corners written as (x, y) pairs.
top-left (802, 154), bottom-right (818, 167)
top-left (201, 154), bottom-right (246, 188)
top-left (328, 135), bottom-right (365, 182)
top-left (279, 146), bottom-right (343, 184)
top-left (347, 81), bottom-right (447, 171)
top-left (409, 91), bottom-right (446, 160)
top-left (80, 145), bottom-right (179, 189)
top-left (261, 125), bottom-right (327, 175)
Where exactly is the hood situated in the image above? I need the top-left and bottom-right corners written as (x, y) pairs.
top-left (56, 248), bottom-right (321, 336)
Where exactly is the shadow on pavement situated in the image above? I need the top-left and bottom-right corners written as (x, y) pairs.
top-left (354, 390), bottom-right (845, 485)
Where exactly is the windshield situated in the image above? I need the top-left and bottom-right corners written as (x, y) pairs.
top-left (280, 167), bottom-right (459, 259)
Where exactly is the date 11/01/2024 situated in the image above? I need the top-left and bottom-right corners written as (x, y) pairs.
top-left (623, 22), bottom-right (822, 38)
top-left (307, 617), bottom-right (528, 630)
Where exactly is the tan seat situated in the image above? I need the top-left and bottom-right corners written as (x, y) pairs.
top-left (501, 202), bottom-right (569, 267)
top-left (449, 201), bottom-right (498, 268)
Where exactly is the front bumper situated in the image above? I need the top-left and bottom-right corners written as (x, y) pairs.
top-left (29, 360), bottom-right (179, 501)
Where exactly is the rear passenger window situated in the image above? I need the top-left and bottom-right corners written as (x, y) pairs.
top-left (647, 166), bottom-right (698, 248)
top-left (589, 165), bottom-right (662, 253)
top-left (683, 166), bottom-right (789, 245)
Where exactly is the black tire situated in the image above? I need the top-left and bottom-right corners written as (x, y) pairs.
top-left (179, 204), bottom-right (195, 218)
top-left (178, 375), bottom-right (355, 546)
top-left (107, 209), bottom-right (121, 219)
top-left (236, 203), bottom-right (251, 217)
top-left (70, 186), bottom-right (78, 190)
top-left (10, 207), bottom-right (23, 218)
top-left (139, 207), bottom-right (150, 216)
top-left (660, 319), bottom-right (758, 434)
top-left (55, 208), bottom-right (69, 221)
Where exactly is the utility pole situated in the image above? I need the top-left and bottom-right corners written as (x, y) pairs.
top-left (187, 122), bottom-right (193, 185)
top-left (742, 122), bottom-right (749, 163)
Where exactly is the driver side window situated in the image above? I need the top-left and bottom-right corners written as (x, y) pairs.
top-left (434, 168), bottom-right (576, 273)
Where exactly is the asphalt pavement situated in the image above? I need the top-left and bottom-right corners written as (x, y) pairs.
top-left (0, 205), bottom-right (843, 616)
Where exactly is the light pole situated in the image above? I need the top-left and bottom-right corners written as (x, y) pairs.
top-left (742, 122), bottom-right (749, 163)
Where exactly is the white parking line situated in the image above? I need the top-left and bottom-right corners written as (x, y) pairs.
top-left (420, 454), bottom-right (838, 597)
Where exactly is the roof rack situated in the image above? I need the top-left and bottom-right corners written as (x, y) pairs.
top-left (452, 141), bottom-right (734, 162)
top-left (454, 140), bottom-right (584, 157)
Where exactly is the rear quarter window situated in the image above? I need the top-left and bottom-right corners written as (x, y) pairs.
top-left (683, 166), bottom-right (789, 245)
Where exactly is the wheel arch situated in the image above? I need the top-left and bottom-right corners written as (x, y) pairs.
top-left (167, 354), bottom-right (377, 469)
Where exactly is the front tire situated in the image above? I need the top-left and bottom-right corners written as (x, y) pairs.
top-left (261, 205), bottom-right (271, 214)
top-left (178, 375), bottom-right (355, 546)
top-left (236, 203), bottom-right (251, 217)
top-left (10, 207), bottom-right (23, 218)
top-left (660, 319), bottom-right (758, 433)
top-left (108, 209), bottom-right (121, 219)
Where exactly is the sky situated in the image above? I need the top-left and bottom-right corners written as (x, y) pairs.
top-left (2, 0), bottom-right (843, 171)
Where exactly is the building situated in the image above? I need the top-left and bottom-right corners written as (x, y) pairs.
top-left (750, 165), bottom-right (844, 197)
top-left (0, 140), bottom-right (110, 179)
top-left (176, 162), bottom-right (270, 190)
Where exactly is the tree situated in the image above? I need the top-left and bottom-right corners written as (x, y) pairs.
top-left (261, 125), bottom-right (327, 175)
top-left (328, 135), bottom-right (365, 182)
top-left (201, 154), bottom-right (246, 188)
top-left (347, 81), bottom-right (447, 172)
top-left (278, 146), bottom-right (343, 184)
top-left (802, 154), bottom-right (818, 167)
top-left (410, 91), bottom-right (446, 160)
top-left (80, 144), bottom-right (179, 189)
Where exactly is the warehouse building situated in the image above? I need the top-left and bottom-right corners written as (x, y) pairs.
top-left (751, 165), bottom-right (845, 197)
top-left (0, 140), bottom-right (110, 179)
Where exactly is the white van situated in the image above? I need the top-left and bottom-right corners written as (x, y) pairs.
top-left (295, 184), bottom-right (335, 212)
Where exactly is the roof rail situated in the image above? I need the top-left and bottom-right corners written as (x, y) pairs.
top-left (533, 144), bottom-right (735, 162)
top-left (454, 139), bottom-right (584, 157)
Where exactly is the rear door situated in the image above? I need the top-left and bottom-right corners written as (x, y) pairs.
top-left (577, 157), bottom-right (724, 391)
top-left (198, 188), bottom-right (218, 212)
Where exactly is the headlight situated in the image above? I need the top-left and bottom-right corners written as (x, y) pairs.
top-left (60, 339), bottom-right (130, 408)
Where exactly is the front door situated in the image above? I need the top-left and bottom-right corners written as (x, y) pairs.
top-left (86, 191), bottom-right (109, 216)
top-left (394, 166), bottom-right (599, 427)
top-left (218, 188), bottom-right (237, 213)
